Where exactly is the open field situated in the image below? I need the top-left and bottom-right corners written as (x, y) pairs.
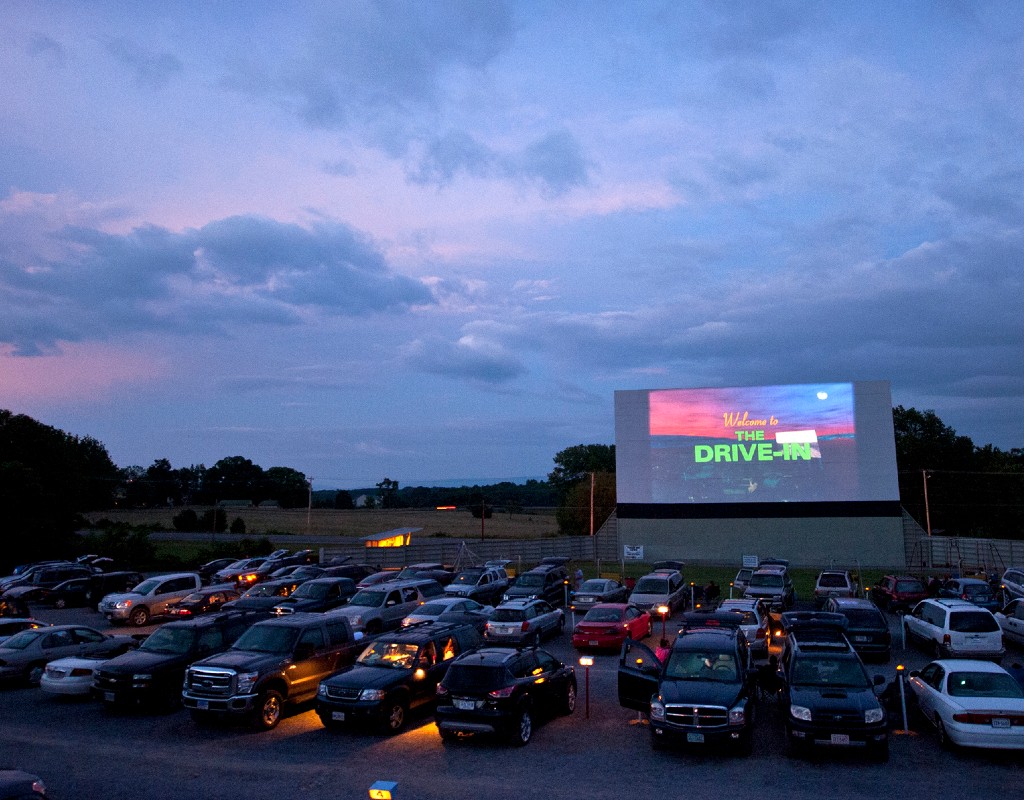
top-left (84, 506), bottom-right (560, 540)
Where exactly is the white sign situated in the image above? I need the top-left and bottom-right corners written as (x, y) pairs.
top-left (742, 555), bottom-right (759, 568)
top-left (624, 545), bottom-right (644, 561)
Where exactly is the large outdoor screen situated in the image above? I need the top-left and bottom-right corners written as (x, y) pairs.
top-left (615, 381), bottom-right (899, 505)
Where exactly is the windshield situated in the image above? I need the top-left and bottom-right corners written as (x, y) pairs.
top-left (736, 570), bottom-right (752, 582)
top-left (896, 580), bottom-right (925, 593)
top-left (749, 574), bottom-right (783, 588)
top-left (180, 592), bottom-right (207, 604)
top-left (842, 609), bottom-right (886, 628)
top-left (583, 607), bottom-right (623, 623)
top-left (949, 611), bottom-right (999, 633)
top-left (130, 578), bottom-right (160, 595)
top-left (291, 582), bottom-right (330, 600)
top-left (357, 641), bottom-right (420, 669)
top-left (633, 578), bottom-right (668, 594)
top-left (349, 590), bottom-right (386, 607)
top-left (492, 608), bottom-right (525, 622)
top-left (579, 580), bottom-right (609, 593)
top-left (818, 574), bottom-right (849, 588)
top-left (141, 626), bottom-right (196, 655)
top-left (947, 671), bottom-right (1024, 698)
top-left (516, 574), bottom-right (544, 588)
top-left (1, 629), bottom-right (44, 650)
top-left (445, 664), bottom-right (509, 693)
top-left (245, 584), bottom-right (287, 598)
top-left (231, 625), bottom-right (300, 655)
top-left (791, 657), bottom-right (870, 688)
top-left (665, 650), bottom-right (739, 682)
top-left (451, 571), bottom-right (483, 585)
top-left (962, 585), bottom-right (992, 598)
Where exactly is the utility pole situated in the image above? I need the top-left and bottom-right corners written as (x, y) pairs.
top-left (480, 498), bottom-right (486, 541)
top-left (922, 470), bottom-right (932, 569)
top-left (307, 477), bottom-right (313, 537)
top-left (589, 472), bottom-right (595, 537)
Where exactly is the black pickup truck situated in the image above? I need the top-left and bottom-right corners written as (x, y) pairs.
top-left (94, 611), bottom-right (258, 708)
top-left (181, 612), bottom-right (369, 730)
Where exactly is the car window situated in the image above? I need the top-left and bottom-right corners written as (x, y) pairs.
top-left (326, 620), bottom-right (352, 646)
top-left (791, 657), bottom-right (870, 688)
top-left (385, 590), bottom-right (401, 606)
top-left (402, 587), bottom-right (419, 603)
top-left (438, 636), bottom-right (458, 661)
top-left (535, 650), bottom-right (558, 672)
top-left (947, 671), bottom-right (1024, 698)
top-left (949, 611), bottom-right (999, 633)
top-left (298, 626), bottom-right (325, 650)
top-left (516, 652), bottom-right (540, 678)
top-left (72, 627), bottom-right (105, 644)
top-left (927, 663), bottom-right (945, 690)
top-left (1014, 603), bottom-right (1024, 621)
top-left (42, 630), bottom-right (73, 649)
top-left (197, 627), bottom-right (225, 651)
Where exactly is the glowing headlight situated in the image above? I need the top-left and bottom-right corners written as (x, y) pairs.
top-left (360, 688), bottom-right (386, 701)
top-left (865, 707), bottom-right (884, 724)
top-left (729, 704), bottom-right (746, 725)
top-left (790, 704), bottom-right (812, 722)
top-left (236, 671), bottom-right (259, 694)
top-left (114, 600), bottom-right (132, 609)
top-left (317, 683), bottom-right (328, 697)
top-left (649, 699), bottom-right (666, 721)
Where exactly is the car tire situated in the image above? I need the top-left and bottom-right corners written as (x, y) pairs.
top-left (381, 698), bottom-right (408, 735)
top-left (26, 662), bottom-right (46, 686)
top-left (129, 606), bottom-right (150, 627)
top-left (560, 682), bottom-right (577, 716)
top-left (935, 717), bottom-right (954, 750)
top-left (253, 689), bottom-right (284, 731)
top-left (509, 706), bottom-right (533, 746)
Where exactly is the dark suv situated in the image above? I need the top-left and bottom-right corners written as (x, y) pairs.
top-left (618, 612), bottom-right (756, 755)
top-left (270, 577), bottom-right (356, 615)
top-left (435, 646), bottom-right (576, 745)
top-left (94, 611), bottom-right (258, 708)
top-left (503, 561), bottom-right (570, 607)
top-left (778, 612), bottom-right (888, 761)
top-left (315, 621), bottom-right (481, 734)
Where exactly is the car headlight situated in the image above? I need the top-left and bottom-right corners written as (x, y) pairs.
top-left (790, 704), bottom-right (812, 722)
top-left (865, 707), bottom-right (884, 724)
top-left (360, 688), bottom-right (386, 701)
top-left (729, 704), bottom-right (746, 725)
top-left (114, 600), bottom-right (132, 609)
top-left (502, 594), bottom-right (510, 602)
top-left (650, 698), bottom-right (665, 721)
top-left (317, 683), bottom-right (328, 697)
top-left (236, 671), bottom-right (259, 694)
top-left (348, 614), bottom-right (363, 626)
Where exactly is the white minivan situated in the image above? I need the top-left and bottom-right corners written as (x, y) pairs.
top-left (904, 598), bottom-right (1004, 661)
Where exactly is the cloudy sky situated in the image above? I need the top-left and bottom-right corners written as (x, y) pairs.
top-left (2, 1), bottom-right (1022, 488)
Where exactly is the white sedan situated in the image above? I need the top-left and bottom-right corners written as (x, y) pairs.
top-left (994, 598), bottom-right (1024, 646)
top-left (39, 655), bottom-right (107, 697)
top-left (908, 659), bottom-right (1024, 749)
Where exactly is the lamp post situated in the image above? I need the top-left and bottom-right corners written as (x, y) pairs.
top-left (922, 470), bottom-right (933, 569)
top-left (579, 656), bottom-right (593, 719)
top-left (657, 604), bottom-right (669, 642)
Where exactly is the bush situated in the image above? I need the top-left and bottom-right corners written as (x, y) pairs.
top-left (173, 509), bottom-right (199, 532)
top-left (229, 517), bottom-right (246, 534)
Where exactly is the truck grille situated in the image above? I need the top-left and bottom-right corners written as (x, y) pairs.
top-left (185, 667), bottom-right (236, 697)
top-left (94, 670), bottom-right (131, 690)
top-left (325, 686), bottom-right (361, 700)
top-left (664, 704), bottom-right (729, 728)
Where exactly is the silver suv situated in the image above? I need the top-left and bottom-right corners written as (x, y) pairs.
top-left (743, 568), bottom-right (795, 610)
top-left (484, 599), bottom-right (564, 646)
top-left (332, 579), bottom-right (443, 634)
top-left (628, 569), bottom-right (687, 613)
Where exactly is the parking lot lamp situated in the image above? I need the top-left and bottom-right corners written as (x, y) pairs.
top-left (657, 604), bottom-right (669, 641)
top-left (369, 781), bottom-right (397, 800)
top-left (579, 656), bottom-right (593, 719)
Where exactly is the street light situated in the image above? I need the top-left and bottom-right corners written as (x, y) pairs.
top-left (579, 655), bottom-right (593, 719)
top-left (657, 604), bottom-right (669, 642)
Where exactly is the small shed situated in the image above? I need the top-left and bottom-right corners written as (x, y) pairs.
top-left (360, 527), bottom-right (421, 549)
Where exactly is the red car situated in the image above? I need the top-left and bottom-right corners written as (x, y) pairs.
top-left (871, 575), bottom-right (929, 613)
top-left (572, 603), bottom-right (651, 651)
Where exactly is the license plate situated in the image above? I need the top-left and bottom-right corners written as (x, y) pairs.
top-left (852, 635), bottom-right (868, 642)
top-left (589, 640), bottom-right (599, 646)
top-left (830, 733), bottom-right (850, 745)
top-left (454, 699), bottom-right (475, 711)
top-left (686, 732), bottom-right (704, 743)
top-left (197, 699), bottom-right (209, 710)
top-left (332, 711), bottom-right (345, 721)
top-left (992, 717), bottom-right (1011, 728)
top-left (578, 597), bottom-right (593, 604)
top-left (104, 692), bottom-right (114, 702)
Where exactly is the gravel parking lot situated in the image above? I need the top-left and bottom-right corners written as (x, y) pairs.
top-left (1, 603), bottom-right (1020, 800)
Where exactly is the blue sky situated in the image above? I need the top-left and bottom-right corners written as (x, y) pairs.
top-left (2, 1), bottom-right (1022, 488)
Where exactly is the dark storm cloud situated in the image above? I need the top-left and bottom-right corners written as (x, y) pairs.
top-left (103, 36), bottom-right (184, 89)
top-left (0, 213), bottom-right (432, 355)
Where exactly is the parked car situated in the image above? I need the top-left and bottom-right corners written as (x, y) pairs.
top-left (332, 579), bottom-right (443, 634)
top-left (320, 563), bottom-right (378, 583)
top-left (393, 563), bottom-right (456, 587)
top-left (908, 659), bottom-right (1024, 750)
top-left (0, 619), bottom-right (49, 644)
top-left (778, 612), bottom-right (888, 761)
top-left (994, 598), bottom-right (1024, 647)
top-left (484, 599), bottom-right (564, 646)
top-left (904, 598), bottom-right (1004, 661)
top-left (39, 571), bottom-right (145, 610)
top-left (0, 768), bottom-right (46, 798)
top-left (628, 569), bottom-right (688, 613)
top-left (249, 550), bottom-right (318, 582)
top-left (197, 558), bottom-right (238, 585)
top-left (717, 598), bottom-right (771, 659)
top-left (617, 612), bottom-right (755, 755)
top-left (221, 579), bottom-right (307, 614)
top-left (268, 565), bottom-right (325, 582)
top-left (823, 597), bottom-right (891, 662)
top-left (570, 578), bottom-right (629, 612)
top-left (813, 570), bottom-right (857, 608)
top-left (732, 568), bottom-right (754, 595)
top-left (402, 597), bottom-right (494, 633)
top-left (435, 645), bottom-right (576, 745)
top-left (572, 603), bottom-right (651, 652)
top-left (166, 586), bottom-right (241, 618)
top-left (315, 621), bottom-right (482, 734)
top-left (743, 567), bottom-right (795, 610)
top-left (182, 612), bottom-right (368, 730)
top-left (212, 557), bottom-right (269, 587)
top-left (271, 577), bottom-right (356, 615)
top-left (0, 563), bottom-right (92, 594)
top-left (939, 578), bottom-right (1001, 612)
top-left (0, 625), bottom-right (140, 685)
top-left (999, 568), bottom-right (1024, 601)
top-left (502, 562), bottom-right (570, 607)
top-left (870, 575), bottom-right (928, 613)
top-left (98, 573), bottom-right (203, 626)
top-left (444, 566), bottom-right (509, 605)
top-left (95, 611), bottom-right (259, 709)
top-left (39, 655), bottom-right (107, 697)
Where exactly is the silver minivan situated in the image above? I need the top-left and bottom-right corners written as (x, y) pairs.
top-left (627, 569), bottom-right (687, 613)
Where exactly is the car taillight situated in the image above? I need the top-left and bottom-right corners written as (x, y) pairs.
top-left (436, 684), bottom-right (449, 696)
top-left (488, 685), bottom-right (516, 699)
top-left (756, 627), bottom-right (766, 639)
top-left (943, 633), bottom-right (951, 646)
top-left (950, 712), bottom-right (1022, 725)
top-left (522, 621), bottom-right (530, 632)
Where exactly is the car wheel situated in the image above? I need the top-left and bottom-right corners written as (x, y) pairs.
top-left (129, 606), bottom-right (150, 627)
top-left (253, 689), bottom-right (284, 731)
top-left (26, 662), bottom-right (46, 686)
top-left (935, 717), bottom-right (954, 750)
top-left (509, 706), bottom-right (533, 746)
top-left (560, 682), bottom-right (577, 715)
top-left (932, 640), bottom-right (944, 659)
top-left (381, 698), bottom-right (408, 735)
top-left (54, 597), bottom-right (67, 609)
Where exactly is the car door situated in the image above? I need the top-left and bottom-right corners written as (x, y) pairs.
top-left (905, 602), bottom-right (929, 640)
top-left (289, 625), bottom-right (334, 702)
top-left (533, 648), bottom-right (569, 705)
top-left (997, 599), bottom-right (1024, 645)
top-left (617, 639), bottom-right (661, 712)
top-left (910, 662), bottom-right (944, 722)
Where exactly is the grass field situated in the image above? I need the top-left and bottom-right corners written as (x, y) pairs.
top-left (84, 506), bottom-right (560, 540)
